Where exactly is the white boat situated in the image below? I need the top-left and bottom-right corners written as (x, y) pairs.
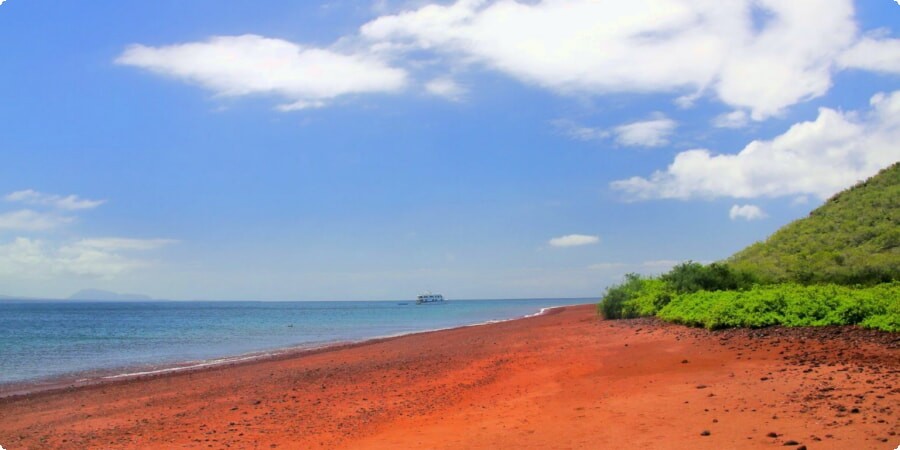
top-left (416, 293), bottom-right (445, 304)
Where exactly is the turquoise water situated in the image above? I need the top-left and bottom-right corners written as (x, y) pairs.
top-left (0, 298), bottom-right (587, 386)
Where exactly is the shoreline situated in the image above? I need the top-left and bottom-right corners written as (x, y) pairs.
top-left (1, 304), bottom-right (897, 449)
top-left (0, 304), bottom-right (572, 400)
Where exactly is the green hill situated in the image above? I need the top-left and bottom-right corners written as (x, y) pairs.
top-left (728, 162), bottom-right (900, 285)
top-left (599, 162), bottom-right (900, 331)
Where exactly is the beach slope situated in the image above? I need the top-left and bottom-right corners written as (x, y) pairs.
top-left (0, 304), bottom-right (897, 449)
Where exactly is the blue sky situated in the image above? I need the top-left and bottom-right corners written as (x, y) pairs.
top-left (0, 0), bottom-right (898, 300)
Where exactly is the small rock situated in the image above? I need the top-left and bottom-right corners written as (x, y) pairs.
top-left (700, 430), bottom-right (711, 436)
top-left (783, 440), bottom-right (799, 446)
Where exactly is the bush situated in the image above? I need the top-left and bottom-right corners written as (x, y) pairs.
top-left (656, 282), bottom-right (900, 331)
top-left (598, 273), bottom-right (646, 319)
top-left (661, 261), bottom-right (756, 293)
top-left (598, 274), bottom-right (673, 319)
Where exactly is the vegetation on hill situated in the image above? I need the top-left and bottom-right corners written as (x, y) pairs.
top-left (729, 162), bottom-right (900, 285)
top-left (599, 163), bottom-right (900, 332)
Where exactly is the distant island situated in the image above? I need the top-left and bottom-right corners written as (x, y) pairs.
top-left (68, 289), bottom-right (152, 301)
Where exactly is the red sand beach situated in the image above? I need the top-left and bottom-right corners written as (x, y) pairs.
top-left (0, 304), bottom-right (897, 449)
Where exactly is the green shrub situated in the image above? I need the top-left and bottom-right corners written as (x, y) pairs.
top-left (619, 278), bottom-right (672, 318)
top-left (657, 283), bottom-right (900, 331)
top-left (661, 261), bottom-right (756, 293)
top-left (598, 274), bottom-right (673, 319)
top-left (598, 273), bottom-right (646, 319)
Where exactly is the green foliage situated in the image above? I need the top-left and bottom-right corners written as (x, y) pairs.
top-left (728, 163), bottom-right (900, 285)
top-left (598, 273), bottom-right (664, 319)
top-left (598, 262), bottom-right (752, 319)
top-left (597, 164), bottom-right (900, 332)
top-left (619, 278), bottom-right (672, 318)
top-left (656, 283), bottom-right (900, 332)
top-left (661, 261), bottom-right (756, 293)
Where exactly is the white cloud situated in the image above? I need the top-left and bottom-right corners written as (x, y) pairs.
top-left (425, 77), bottom-right (466, 100)
top-left (553, 115), bottom-right (675, 146)
top-left (729, 204), bottom-right (766, 221)
top-left (361, 0), bottom-right (860, 119)
top-left (612, 90), bottom-right (900, 200)
top-left (0, 237), bottom-right (175, 279)
top-left (548, 234), bottom-right (599, 247)
top-left (838, 36), bottom-right (900, 74)
top-left (5, 189), bottom-right (105, 210)
top-left (114, 2), bottom-right (897, 118)
top-left (0, 210), bottom-right (73, 231)
top-left (712, 110), bottom-right (749, 129)
top-left (613, 115), bottom-right (676, 147)
top-left (116, 34), bottom-right (408, 111)
top-left (551, 119), bottom-right (609, 142)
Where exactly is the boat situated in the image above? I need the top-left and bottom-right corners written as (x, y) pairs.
top-left (416, 293), bottom-right (445, 305)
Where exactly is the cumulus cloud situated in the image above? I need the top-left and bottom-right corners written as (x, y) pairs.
top-left (612, 90), bottom-right (900, 200)
top-left (425, 77), bottom-right (466, 100)
top-left (613, 115), bottom-right (676, 147)
top-left (361, 0), bottom-right (860, 119)
top-left (0, 210), bottom-right (73, 231)
top-left (838, 36), bottom-right (900, 74)
top-left (115, 2), bottom-right (899, 118)
top-left (116, 34), bottom-right (408, 111)
top-left (5, 189), bottom-right (105, 210)
top-left (0, 237), bottom-right (175, 279)
top-left (729, 204), bottom-right (766, 221)
top-left (548, 234), bottom-right (600, 247)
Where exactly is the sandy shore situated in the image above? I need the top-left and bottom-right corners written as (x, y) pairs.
top-left (0, 304), bottom-right (897, 449)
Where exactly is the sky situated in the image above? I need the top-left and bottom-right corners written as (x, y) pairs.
top-left (0, 0), bottom-right (898, 300)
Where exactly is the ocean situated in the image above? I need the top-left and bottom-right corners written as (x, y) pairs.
top-left (0, 298), bottom-right (588, 387)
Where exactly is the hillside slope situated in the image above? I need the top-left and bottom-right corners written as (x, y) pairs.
top-left (728, 162), bottom-right (900, 284)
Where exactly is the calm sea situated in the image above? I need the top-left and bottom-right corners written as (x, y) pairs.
top-left (0, 298), bottom-right (588, 386)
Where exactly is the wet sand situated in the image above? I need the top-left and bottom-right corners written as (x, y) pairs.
top-left (0, 304), bottom-right (897, 449)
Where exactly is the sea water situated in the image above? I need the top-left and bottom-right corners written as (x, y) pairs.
top-left (0, 298), bottom-right (587, 386)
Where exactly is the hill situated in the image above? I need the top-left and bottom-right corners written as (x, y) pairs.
top-left (600, 162), bottom-right (900, 331)
top-left (728, 162), bottom-right (900, 285)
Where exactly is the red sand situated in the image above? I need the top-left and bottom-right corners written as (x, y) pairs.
top-left (0, 304), bottom-right (897, 449)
